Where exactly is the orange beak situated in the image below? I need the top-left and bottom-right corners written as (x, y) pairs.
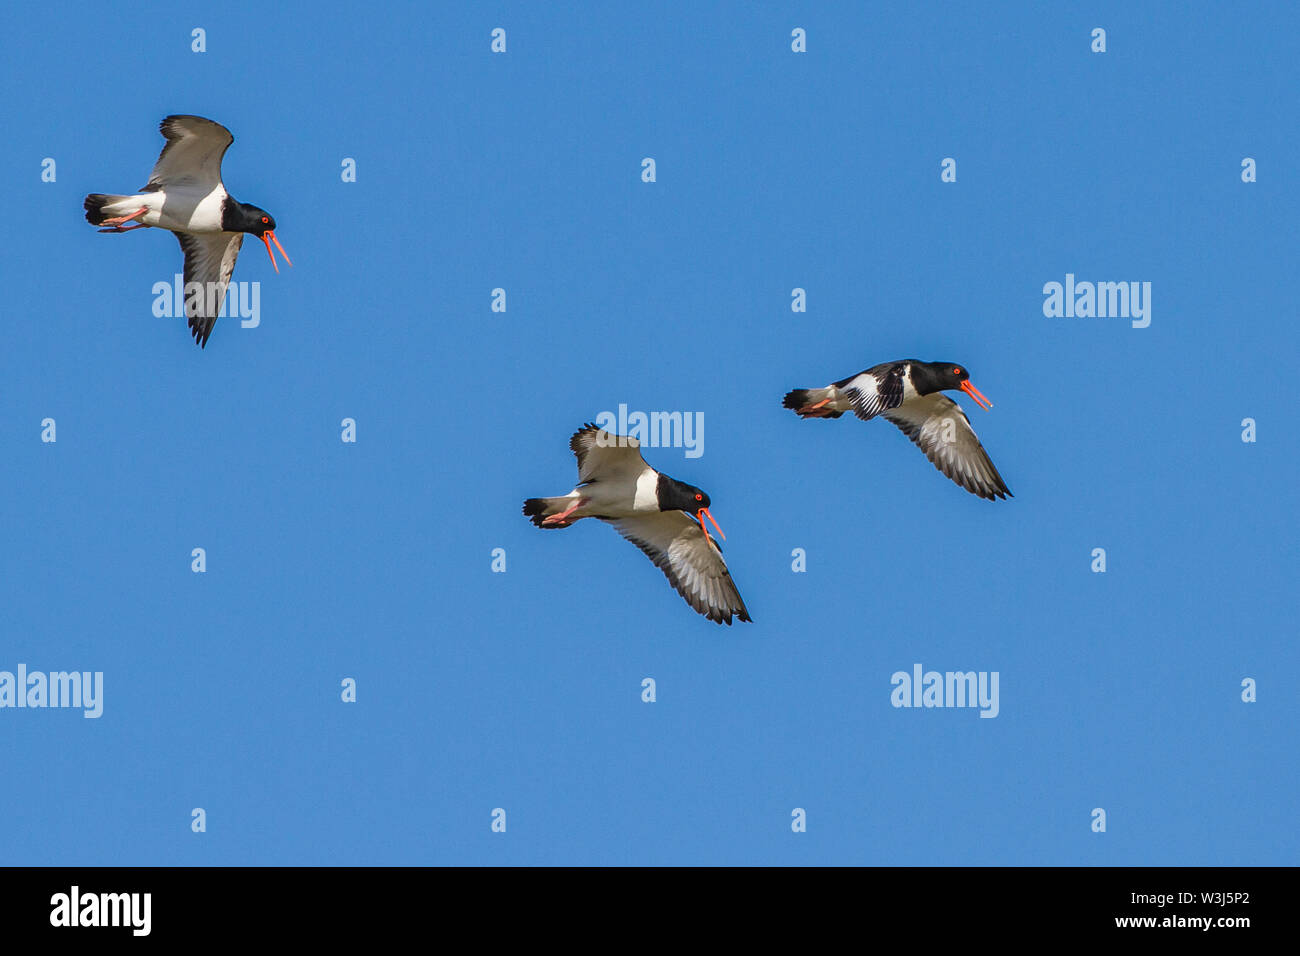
top-left (960, 379), bottom-right (993, 410)
top-left (697, 507), bottom-right (725, 541)
top-left (262, 231), bottom-right (292, 273)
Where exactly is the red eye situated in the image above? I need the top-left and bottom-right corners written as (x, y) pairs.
top-left (262, 217), bottom-right (269, 224)
top-left (953, 368), bottom-right (961, 375)
top-left (695, 493), bottom-right (702, 501)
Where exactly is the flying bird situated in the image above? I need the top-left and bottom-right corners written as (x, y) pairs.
top-left (784, 360), bottom-right (1012, 500)
top-left (84, 115), bottom-right (291, 348)
top-left (523, 423), bottom-right (752, 625)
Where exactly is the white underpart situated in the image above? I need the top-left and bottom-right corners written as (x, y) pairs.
top-left (632, 469), bottom-right (659, 511)
top-left (807, 383), bottom-right (853, 413)
top-left (560, 466), bottom-right (660, 519)
top-left (130, 184), bottom-right (229, 233)
top-left (827, 385), bottom-right (854, 412)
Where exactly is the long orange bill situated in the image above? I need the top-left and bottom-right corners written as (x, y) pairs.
top-left (262, 231), bottom-right (292, 273)
top-left (698, 507), bottom-right (726, 541)
top-left (270, 232), bottom-right (292, 266)
top-left (960, 379), bottom-right (993, 410)
top-left (261, 234), bottom-right (279, 273)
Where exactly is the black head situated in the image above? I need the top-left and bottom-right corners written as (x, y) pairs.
top-left (915, 361), bottom-right (993, 410)
top-left (658, 474), bottom-right (725, 540)
top-left (249, 207), bottom-right (276, 237)
top-left (657, 474), bottom-right (709, 513)
top-left (225, 202), bottom-right (291, 273)
top-left (223, 201), bottom-right (274, 235)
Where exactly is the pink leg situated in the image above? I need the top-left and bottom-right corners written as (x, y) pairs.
top-left (98, 207), bottom-right (149, 228)
top-left (542, 498), bottom-right (588, 525)
top-left (98, 222), bottom-right (149, 233)
top-left (798, 398), bottom-right (833, 417)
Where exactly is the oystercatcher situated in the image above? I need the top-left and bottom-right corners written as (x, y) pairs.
top-left (784, 360), bottom-right (1012, 500)
top-left (523, 423), bottom-right (752, 625)
top-left (83, 115), bottom-right (291, 348)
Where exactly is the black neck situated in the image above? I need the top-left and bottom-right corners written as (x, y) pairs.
top-left (220, 198), bottom-right (260, 234)
top-left (908, 362), bottom-right (945, 396)
top-left (655, 473), bottom-right (695, 513)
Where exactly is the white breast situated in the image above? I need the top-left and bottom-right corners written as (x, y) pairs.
top-left (900, 365), bottom-right (922, 403)
top-left (148, 184), bottom-right (228, 233)
top-left (632, 470), bottom-right (660, 511)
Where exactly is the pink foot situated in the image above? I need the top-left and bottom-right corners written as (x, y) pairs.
top-left (798, 399), bottom-right (832, 417)
top-left (98, 207), bottom-right (148, 229)
top-left (542, 498), bottom-right (588, 525)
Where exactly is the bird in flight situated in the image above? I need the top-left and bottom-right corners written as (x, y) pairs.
top-left (524, 423), bottom-right (752, 625)
top-left (784, 359), bottom-right (1012, 500)
top-left (84, 115), bottom-right (291, 348)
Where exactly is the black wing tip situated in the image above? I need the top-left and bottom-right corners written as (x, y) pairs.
top-left (569, 421), bottom-right (601, 444)
top-left (569, 421), bottom-right (609, 463)
top-left (158, 115), bottom-right (233, 149)
top-left (953, 476), bottom-right (1008, 501)
top-left (188, 317), bottom-right (212, 348)
top-left (160, 113), bottom-right (216, 129)
top-left (981, 472), bottom-right (1013, 500)
top-left (709, 603), bottom-right (753, 625)
top-left (159, 115), bottom-right (192, 136)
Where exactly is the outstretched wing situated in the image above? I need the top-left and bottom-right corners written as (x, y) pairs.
top-left (607, 511), bottom-right (752, 625)
top-left (569, 422), bottom-right (650, 485)
top-left (883, 393), bottom-right (1012, 500)
top-left (174, 231), bottom-right (244, 348)
top-left (144, 115), bottom-right (234, 191)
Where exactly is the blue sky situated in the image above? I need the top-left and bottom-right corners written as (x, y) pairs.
top-left (1, 1), bottom-right (1295, 865)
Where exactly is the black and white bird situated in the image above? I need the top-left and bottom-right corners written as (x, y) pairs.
top-left (523, 423), bottom-right (752, 625)
top-left (784, 360), bottom-right (1012, 500)
top-left (84, 115), bottom-right (291, 348)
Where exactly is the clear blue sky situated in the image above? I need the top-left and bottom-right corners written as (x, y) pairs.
top-left (1, 1), bottom-right (1295, 865)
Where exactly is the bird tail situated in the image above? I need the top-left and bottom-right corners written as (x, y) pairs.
top-left (783, 386), bottom-right (845, 419)
top-left (83, 193), bottom-right (139, 225)
top-left (523, 497), bottom-right (577, 528)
